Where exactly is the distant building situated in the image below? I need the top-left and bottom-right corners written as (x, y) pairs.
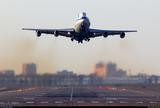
top-left (89, 73), bottom-right (103, 85)
top-left (55, 70), bottom-right (78, 85)
top-left (78, 75), bottom-right (91, 85)
top-left (94, 62), bottom-right (127, 78)
top-left (0, 70), bottom-right (15, 77)
top-left (0, 71), bottom-right (4, 77)
top-left (22, 63), bottom-right (37, 76)
top-left (148, 75), bottom-right (159, 84)
top-left (103, 77), bottom-right (147, 85)
top-left (94, 62), bottom-right (108, 78)
top-left (57, 70), bottom-right (75, 76)
top-left (107, 62), bottom-right (127, 77)
top-left (3, 70), bottom-right (15, 77)
top-left (0, 70), bottom-right (15, 86)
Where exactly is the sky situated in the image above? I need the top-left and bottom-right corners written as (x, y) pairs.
top-left (0, 0), bottom-right (160, 75)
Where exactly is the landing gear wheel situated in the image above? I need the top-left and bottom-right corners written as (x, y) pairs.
top-left (71, 38), bottom-right (74, 41)
top-left (78, 40), bottom-right (83, 44)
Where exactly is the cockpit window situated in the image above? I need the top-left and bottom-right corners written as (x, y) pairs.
top-left (77, 12), bottom-right (87, 20)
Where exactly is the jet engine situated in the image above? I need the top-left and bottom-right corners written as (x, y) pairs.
top-left (37, 31), bottom-right (41, 37)
top-left (120, 32), bottom-right (125, 39)
top-left (54, 31), bottom-right (59, 37)
top-left (103, 32), bottom-right (108, 38)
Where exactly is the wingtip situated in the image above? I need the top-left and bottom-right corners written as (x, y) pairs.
top-left (22, 28), bottom-right (30, 30)
top-left (132, 30), bottom-right (137, 32)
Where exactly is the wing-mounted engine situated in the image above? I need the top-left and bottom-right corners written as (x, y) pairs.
top-left (37, 31), bottom-right (41, 37)
top-left (103, 32), bottom-right (108, 38)
top-left (54, 31), bottom-right (59, 37)
top-left (120, 32), bottom-right (125, 39)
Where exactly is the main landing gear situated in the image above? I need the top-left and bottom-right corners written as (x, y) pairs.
top-left (84, 38), bottom-right (90, 42)
top-left (71, 38), bottom-right (74, 41)
top-left (78, 40), bottom-right (83, 44)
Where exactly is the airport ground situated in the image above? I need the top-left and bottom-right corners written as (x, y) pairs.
top-left (0, 85), bottom-right (160, 107)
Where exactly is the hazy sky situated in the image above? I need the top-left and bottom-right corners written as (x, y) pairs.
top-left (0, 0), bottom-right (160, 75)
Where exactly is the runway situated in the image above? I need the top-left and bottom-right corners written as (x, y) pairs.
top-left (0, 85), bottom-right (160, 106)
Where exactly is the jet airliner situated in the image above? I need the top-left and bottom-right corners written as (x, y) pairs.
top-left (23, 12), bottom-right (137, 43)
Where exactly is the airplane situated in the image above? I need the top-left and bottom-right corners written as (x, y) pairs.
top-left (22, 12), bottom-right (137, 43)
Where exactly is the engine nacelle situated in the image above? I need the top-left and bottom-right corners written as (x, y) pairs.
top-left (120, 32), bottom-right (125, 39)
top-left (54, 31), bottom-right (59, 37)
top-left (103, 32), bottom-right (108, 38)
top-left (37, 31), bottom-right (41, 37)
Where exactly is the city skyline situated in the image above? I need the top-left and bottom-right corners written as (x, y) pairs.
top-left (0, 62), bottom-right (157, 76)
top-left (0, 64), bottom-right (159, 87)
top-left (0, 0), bottom-right (160, 75)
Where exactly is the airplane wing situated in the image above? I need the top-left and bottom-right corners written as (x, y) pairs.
top-left (22, 28), bottom-right (75, 37)
top-left (89, 29), bottom-right (137, 38)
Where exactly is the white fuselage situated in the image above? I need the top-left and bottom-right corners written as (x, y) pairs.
top-left (74, 13), bottom-right (90, 34)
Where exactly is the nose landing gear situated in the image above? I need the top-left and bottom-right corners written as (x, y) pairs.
top-left (87, 38), bottom-right (90, 42)
top-left (84, 38), bottom-right (90, 42)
